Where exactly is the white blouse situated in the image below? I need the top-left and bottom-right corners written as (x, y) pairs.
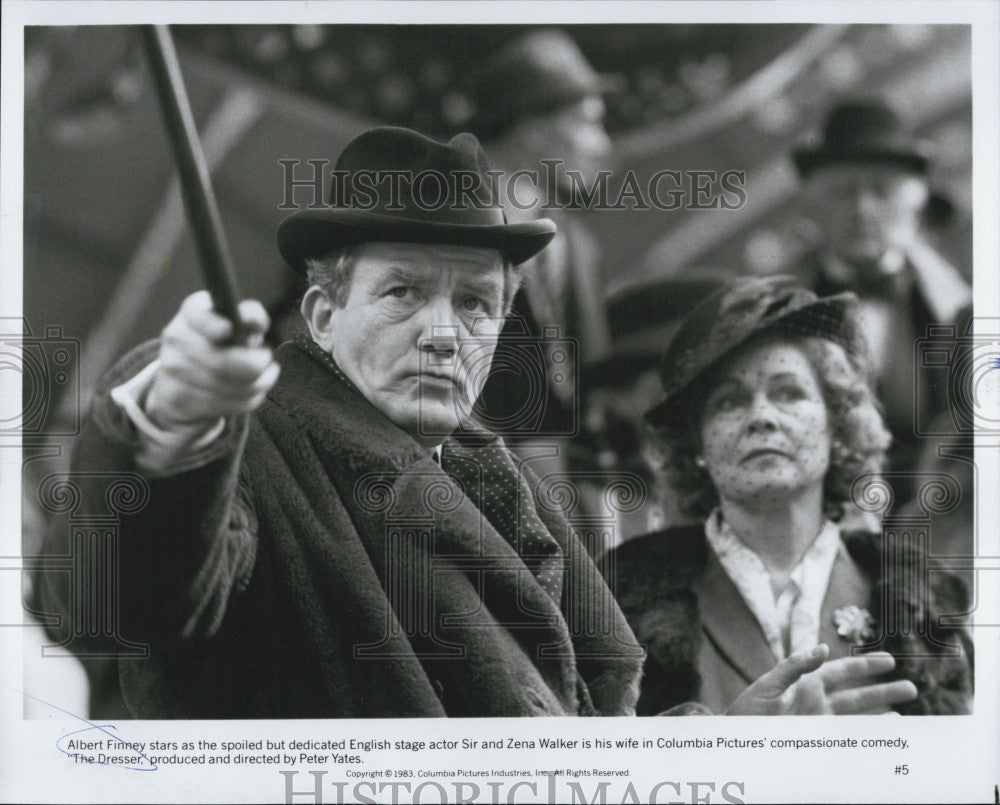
top-left (704, 509), bottom-right (842, 661)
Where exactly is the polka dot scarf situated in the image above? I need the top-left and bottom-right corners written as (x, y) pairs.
top-left (442, 442), bottom-right (565, 603)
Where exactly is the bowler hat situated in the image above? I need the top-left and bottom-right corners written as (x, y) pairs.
top-left (277, 126), bottom-right (556, 273)
top-left (466, 29), bottom-right (622, 141)
top-left (793, 99), bottom-right (934, 177)
top-left (644, 275), bottom-right (860, 429)
top-left (794, 99), bottom-right (955, 226)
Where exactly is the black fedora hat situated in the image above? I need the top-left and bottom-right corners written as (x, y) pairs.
top-left (644, 275), bottom-right (859, 429)
top-left (277, 126), bottom-right (556, 274)
top-left (466, 29), bottom-right (623, 141)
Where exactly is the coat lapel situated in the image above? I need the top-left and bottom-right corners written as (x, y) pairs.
top-left (693, 539), bottom-right (874, 678)
top-left (818, 542), bottom-right (872, 660)
top-left (692, 549), bottom-right (777, 684)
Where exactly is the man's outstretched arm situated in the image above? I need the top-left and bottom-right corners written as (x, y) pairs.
top-left (33, 292), bottom-right (280, 647)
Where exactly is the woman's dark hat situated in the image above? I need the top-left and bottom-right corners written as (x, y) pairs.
top-left (466, 29), bottom-right (623, 141)
top-left (277, 126), bottom-right (557, 273)
top-left (644, 275), bottom-right (859, 428)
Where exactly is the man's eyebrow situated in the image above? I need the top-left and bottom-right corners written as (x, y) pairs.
top-left (381, 264), bottom-right (432, 284)
top-left (712, 369), bottom-right (805, 387)
top-left (459, 274), bottom-right (504, 297)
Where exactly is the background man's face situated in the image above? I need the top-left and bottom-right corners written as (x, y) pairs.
top-left (324, 242), bottom-right (506, 445)
top-left (517, 95), bottom-right (612, 188)
top-left (552, 96), bottom-right (612, 183)
top-left (806, 162), bottom-right (930, 266)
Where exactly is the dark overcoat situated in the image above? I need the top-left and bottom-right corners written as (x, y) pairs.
top-left (36, 339), bottom-right (642, 718)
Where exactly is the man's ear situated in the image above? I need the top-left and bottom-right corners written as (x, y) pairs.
top-left (301, 285), bottom-right (337, 353)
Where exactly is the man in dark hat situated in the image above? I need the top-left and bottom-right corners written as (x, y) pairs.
top-left (468, 30), bottom-right (617, 477)
top-left (791, 98), bottom-right (971, 484)
top-left (36, 126), bottom-right (914, 719)
top-left (36, 125), bottom-right (645, 718)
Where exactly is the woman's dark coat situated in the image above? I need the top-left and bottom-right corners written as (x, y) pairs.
top-left (604, 525), bottom-right (973, 715)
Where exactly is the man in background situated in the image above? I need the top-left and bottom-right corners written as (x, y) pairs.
top-left (468, 30), bottom-right (621, 553)
top-left (791, 98), bottom-right (972, 484)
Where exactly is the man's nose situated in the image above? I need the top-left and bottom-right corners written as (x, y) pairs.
top-left (420, 325), bottom-right (459, 358)
top-left (854, 185), bottom-right (883, 217)
top-left (417, 296), bottom-right (461, 349)
top-left (418, 297), bottom-right (462, 358)
top-left (586, 124), bottom-right (612, 159)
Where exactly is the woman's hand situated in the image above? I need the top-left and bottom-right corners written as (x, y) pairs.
top-left (813, 652), bottom-right (918, 714)
top-left (726, 644), bottom-right (918, 715)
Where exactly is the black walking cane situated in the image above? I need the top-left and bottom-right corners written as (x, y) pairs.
top-left (141, 25), bottom-right (248, 344)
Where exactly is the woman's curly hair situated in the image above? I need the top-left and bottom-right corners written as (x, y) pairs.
top-left (653, 332), bottom-right (892, 522)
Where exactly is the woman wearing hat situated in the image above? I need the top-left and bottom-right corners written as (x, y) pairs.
top-left (604, 275), bottom-right (973, 715)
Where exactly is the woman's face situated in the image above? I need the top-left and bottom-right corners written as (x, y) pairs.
top-left (699, 338), bottom-right (831, 507)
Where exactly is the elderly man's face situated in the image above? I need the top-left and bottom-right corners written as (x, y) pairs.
top-left (806, 162), bottom-right (930, 265)
top-left (309, 242), bottom-right (506, 446)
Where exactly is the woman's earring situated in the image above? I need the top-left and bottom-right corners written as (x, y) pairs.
top-left (694, 456), bottom-right (707, 469)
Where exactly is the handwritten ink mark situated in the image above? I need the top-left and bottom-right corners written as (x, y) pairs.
top-left (21, 689), bottom-right (157, 771)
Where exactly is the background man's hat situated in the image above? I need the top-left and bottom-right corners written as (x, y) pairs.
top-left (583, 267), bottom-right (733, 389)
top-left (277, 126), bottom-right (556, 274)
top-left (644, 275), bottom-right (860, 429)
top-left (792, 99), bottom-right (934, 177)
top-left (793, 98), bottom-right (954, 225)
top-left (466, 28), bottom-right (623, 141)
